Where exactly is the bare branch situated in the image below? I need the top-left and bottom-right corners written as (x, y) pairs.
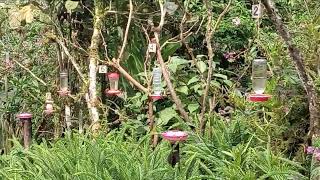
top-left (151, 1), bottom-right (191, 123)
top-left (11, 58), bottom-right (47, 86)
top-left (118, 0), bottom-right (133, 62)
top-left (55, 38), bottom-right (87, 83)
top-left (200, 0), bottom-right (232, 134)
top-left (107, 61), bottom-right (148, 93)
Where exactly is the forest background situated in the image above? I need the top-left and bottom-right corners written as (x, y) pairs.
top-left (1, 0), bottom-right (320, 179)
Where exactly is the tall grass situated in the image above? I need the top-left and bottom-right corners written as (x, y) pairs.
top-left (0, 118), bottom-right (307, 180)
top-left (183, 116), bottom-right (306, 180)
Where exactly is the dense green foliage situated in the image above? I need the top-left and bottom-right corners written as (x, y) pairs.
top-left (0, 118), bottom-right (307, 179)
top-left (1, 0), bottom-right (320, 179)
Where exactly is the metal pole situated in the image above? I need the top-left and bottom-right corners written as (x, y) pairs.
top-left (23, 118), bottom-right (32, 149)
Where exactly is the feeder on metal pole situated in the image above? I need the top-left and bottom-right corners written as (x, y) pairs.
top-left (162, 130), bottom-right (188, 167)
top-left (17, 113), bottom-right (33, 149)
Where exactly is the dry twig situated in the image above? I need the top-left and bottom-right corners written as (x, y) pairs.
top-left (199, 0), bottom-right (232, 134)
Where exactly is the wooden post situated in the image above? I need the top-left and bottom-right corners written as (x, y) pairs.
top-left (17, 113), bottom-right (32, 149)
top-left (23, 118), bottom-right (32, 149)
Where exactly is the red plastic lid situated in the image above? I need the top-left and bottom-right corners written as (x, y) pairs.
top-left (105, 89), bottom-right (121, 96)
top-left (44, 109), bottom-right (54, 115)
top-left (162, 130), bottom-right (188, 143)
top-left (248, 94), bottom-right (271, 102)
top-left (149, 94), bottom-right (163, 101)
top-left (17, 113), bottom-right (32, 119)
top-left (57, 90), bottom-right (70, 97)
top-left (107, 72), bottom-right (120, 79)
top-left (45, 100), bottom-right (54, 104)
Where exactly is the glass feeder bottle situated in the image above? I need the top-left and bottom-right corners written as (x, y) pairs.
top-left (45, 93), bottom-right (54, 112)
top-left (5, 52), bottom-right (9, 63)
top-left (59, 71), bottom-right (68, 91)
top-left (252, 58), bottom-right (267, 94)
top-left (108, 73), bottom-right (119, 91)
top-left (152, 67), bottom-right (162, 95)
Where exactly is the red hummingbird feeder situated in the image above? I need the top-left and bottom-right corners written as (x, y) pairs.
top-left (162, 130), bottom-right (188, 143)
top-left (248, 58), bottom-right (271, 102)
top-left (105, 72), bottom-right (121, 96)
top-left (162, 130), bottom-right (188, 167)
top-left (44, 93), bottom-right (54, 115)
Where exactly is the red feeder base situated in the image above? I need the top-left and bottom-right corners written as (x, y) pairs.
top-left (57, 90), bottom-right (70, 97)
top-left (17, 113), bottom-right (32, 119)
top-left (162, 130), bottom-right (188, 143)
top-left (248, 94), bottom-right (271, 102)
top-left (44, 109), bottom-right (55, 115)
top-left (105, 89), bottom-right (121, 96)
top-left (149, 94), bottom-right (163, 101)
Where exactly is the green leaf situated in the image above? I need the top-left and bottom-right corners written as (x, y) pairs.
top-left (210, 80), bottom-right (221, 88)
top-left (196, 55), bottom-right (207, 60)
top-left (65, 1), bottom-right (79, 13)
top-left (158, 107), bottom-right (177, 125)
top-left (223, 80), bottom-right (233, 87)
top-left (197, 61), bottom-right (207, 73)
top-left (192, 84), bottom-right (201, 92)
top-left (213, 73), bottom-right (228, 80)
top-left (176, 86), bottom-right (188, 95)
top-left (187, 76), bottom-right (199, 85)
top-left (162, 43), bottom-right (182, 60)
top-left (188, 104), bottom-right (199, 113)
top-left (221, 151), bottom-right (235, 159)
top-left (167, 56), bottom-right (188, 73)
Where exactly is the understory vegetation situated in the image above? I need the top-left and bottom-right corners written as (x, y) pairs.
top-left (0, 118), bottom-right (308, 179)
top-left (1, 0), bottom-right (320, 179)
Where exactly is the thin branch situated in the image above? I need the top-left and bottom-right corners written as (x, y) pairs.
top-left (152, 1), bottom-right (191, 123)
top-left (155, 35), bottom-right (190, 122)
top-left (117, 0), bottom-right (133, 62)
top-left (161, 20), bottom-right (197, 49)
top-left (11, 59), bottom-right (47, 86)
top-left (100, 30), bottom-right (111, 61)
top-left (148, 98), bottom-right (155, 131)
top-left (179, 13), bottom-right (198, 68)
top-left (200, 0), bottom-right (232, 134)
top-left (55, 38), bottom-right (87, 83)
top-left (141, 25), bottom-right (152, 84)
top-left (107, 61), bottom-right (148, 93)
top-left (261, 0), bottom-right (320, 141)
top-left (156, 2), bottom-right (166, 31)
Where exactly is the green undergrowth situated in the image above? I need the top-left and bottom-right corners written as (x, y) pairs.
top-left (0, 117), bottom-right (307, 180)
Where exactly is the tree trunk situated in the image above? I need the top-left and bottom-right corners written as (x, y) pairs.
top-left (88, 0), bottom-right (104, 132)
top-left (261, 0), bottom-right (320, 141)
